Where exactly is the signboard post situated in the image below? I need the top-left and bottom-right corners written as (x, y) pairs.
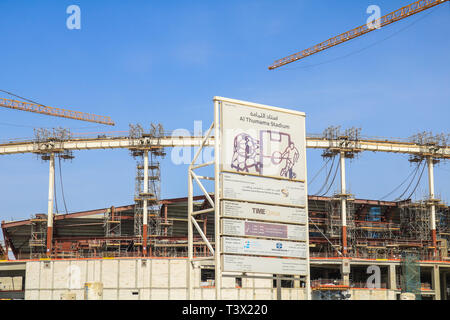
top-left (187, 97), bottom-right (310, 300)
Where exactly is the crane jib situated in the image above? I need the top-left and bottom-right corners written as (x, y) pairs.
top-left (268, 0), bottom-right (449, 69)
top-left (0, 97), bottom-right (115, 126)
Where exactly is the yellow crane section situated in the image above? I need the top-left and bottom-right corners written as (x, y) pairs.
top-left (0, 96), bottom-right (115, 126)
top-left (268, 0), bottom-right (449, 70)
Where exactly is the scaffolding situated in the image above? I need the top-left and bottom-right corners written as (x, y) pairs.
top-left (308, 196), bottom-right (442, 260)
top-left (436, 203), bottom-right (450, 242)
top-left (400, 202), bottom-right (431, 242)
top-left (129, 123), bottom-right (169, 255)
top-left (103, 206), bottom-right (122, 251)
top-left (134, 157), bottom-right (162, 237)
top-left (29, 215), bottom-right (47, 258)
top-left (104, 206), bottom-right (121, 238)
top-left (33, 127), bottom-right (74, 160)
top-left (401, 253), bottom-right (421, 300)
top-left (324, 197), bottom-right (355, 255)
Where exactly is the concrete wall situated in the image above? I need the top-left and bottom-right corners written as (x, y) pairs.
top-left (0, 277), bottom-right (22, 291)
top-left (24, 258), bottom-right (308, 300)
top-left (349, 289), bottom-right (396, 300)
top-left (24, 258), bottom-right (397, 300)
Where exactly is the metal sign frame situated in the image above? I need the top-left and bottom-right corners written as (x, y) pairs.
top-left (187, 97), bottom-right (311, 300)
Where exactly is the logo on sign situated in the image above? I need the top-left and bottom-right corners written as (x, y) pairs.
top-left (276, 243), bottom-right (283, 249)
top-left (244, 241), bottom-right (251, 249)
top-left (252, 207), bottom-right (266, 215)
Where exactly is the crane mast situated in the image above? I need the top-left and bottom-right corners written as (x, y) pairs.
top-left (268, 0), bottom-right (449, 70)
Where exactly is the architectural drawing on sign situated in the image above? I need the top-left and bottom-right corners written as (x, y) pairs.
top-left (231, 133), bottom-right (261, 173)
top-left (280, 142), bottom-right (299, 179)
top-left (231, 130), bottom-right (300, 178)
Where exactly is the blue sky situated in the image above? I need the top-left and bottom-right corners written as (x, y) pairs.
top-left (0, 0), bottom-right (449, 221)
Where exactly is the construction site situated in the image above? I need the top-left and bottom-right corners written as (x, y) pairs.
top-left (0, 0), bottom-right (449, 300)
top-left (0, 121), bottom-right (449, 300)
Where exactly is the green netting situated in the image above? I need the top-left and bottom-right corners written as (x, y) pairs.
top-left (401, 253), bottom-right (421, 300)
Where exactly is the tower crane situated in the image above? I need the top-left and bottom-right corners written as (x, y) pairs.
top-left (268, 0), bottom-right (449, 258)
top-left (0, 90), bottom-right (114, 258)
top-left (0, 95), bottom-right (115, 126)
top-left (268, 0), bottom-right (449, 70)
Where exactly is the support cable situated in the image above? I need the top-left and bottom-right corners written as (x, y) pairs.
top-left (404, 161), bottom-right (427, 200)
top-left (58, 156), bottom-right (69, 214)
top-left (395, 160), bottom-right (424, 201)
top-left (319, 158), bottom-right (340, 196)
top-left (380, 162), bottom-right (421, 200)
top-left (313, 155), bottom-right (336, 195)
top-left (309, 157), bottom-right (332, 186)
top-left (54, 169), bottom-right (59, 214)
top-left (0, 89), bottom-right (50, 107)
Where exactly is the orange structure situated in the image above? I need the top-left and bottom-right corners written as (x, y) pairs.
top-left (0, 97), bottom-right (115, 126)
top-left (268, 0), bottom-right (449, 70)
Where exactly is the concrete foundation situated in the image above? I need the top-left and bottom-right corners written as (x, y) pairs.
top-left (0, 257), bottom-right (446, 300)
top-left (24, 258), bottom-right (308, 300)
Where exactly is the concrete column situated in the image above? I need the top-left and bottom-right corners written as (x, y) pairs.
top-left (46, 153), bottom-right (55, 257)
top-left (341, 260), bottom-right (350, 286)
top-left (339, 151), bottom-right (348, 256)
top-left (427, 157), bottom-right (437, 255)
top-left (293, 275), bottom-right (301, 288)
top-left (142, 150), bottom-right (149, 256)
top-left (442, 272), bottom-right (448, 300)
top-left (276, 275), bottom-right (281, 300)
top-left (388, 264), bottom-right (397, 290)
top-left (432, 265), bottom-right (441, 300)
top-left (342, 273), bottom-right (350, 287)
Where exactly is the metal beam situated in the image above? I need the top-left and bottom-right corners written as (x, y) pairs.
top-left (213, 99), bottom-right (222, 300)
top-left (268, 0), bottom-right (449, 69)
top-left (0, 97), bottom-right (115, 126)
top-left (427, 156), bottom-right (437, 256)
top-left (142, 150), bottom-right (149, 257)
top-left (46, 153), bottom-right (55, 257)
top-left (1, 136), bottom-right (449, 158)
top-left (339, 151), bottom-right (348, 257)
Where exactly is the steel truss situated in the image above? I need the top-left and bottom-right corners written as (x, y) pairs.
top-left (188, 118), bottom-right (217, 299)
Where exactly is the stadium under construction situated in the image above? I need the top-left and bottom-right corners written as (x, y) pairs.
top-left (0, 122), bottom-right (449, 300)
top-left (0, 0), bottom-right (448, 303)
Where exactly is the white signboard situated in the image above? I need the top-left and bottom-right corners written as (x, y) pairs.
top-left (221, 100), bottom-right (306, 181)
top-left (222, 236), bottom-right (307, 259)
top-left (222, 200), bottom-right (307, 224)
top-left (223, 255), bottom-right (307, 275)
top-left (215, 97), bottom-right (309, 278)
top-left (222, 219), bottom-right (307, 241)
top-left (221, 172), bottom-right (306, 207)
